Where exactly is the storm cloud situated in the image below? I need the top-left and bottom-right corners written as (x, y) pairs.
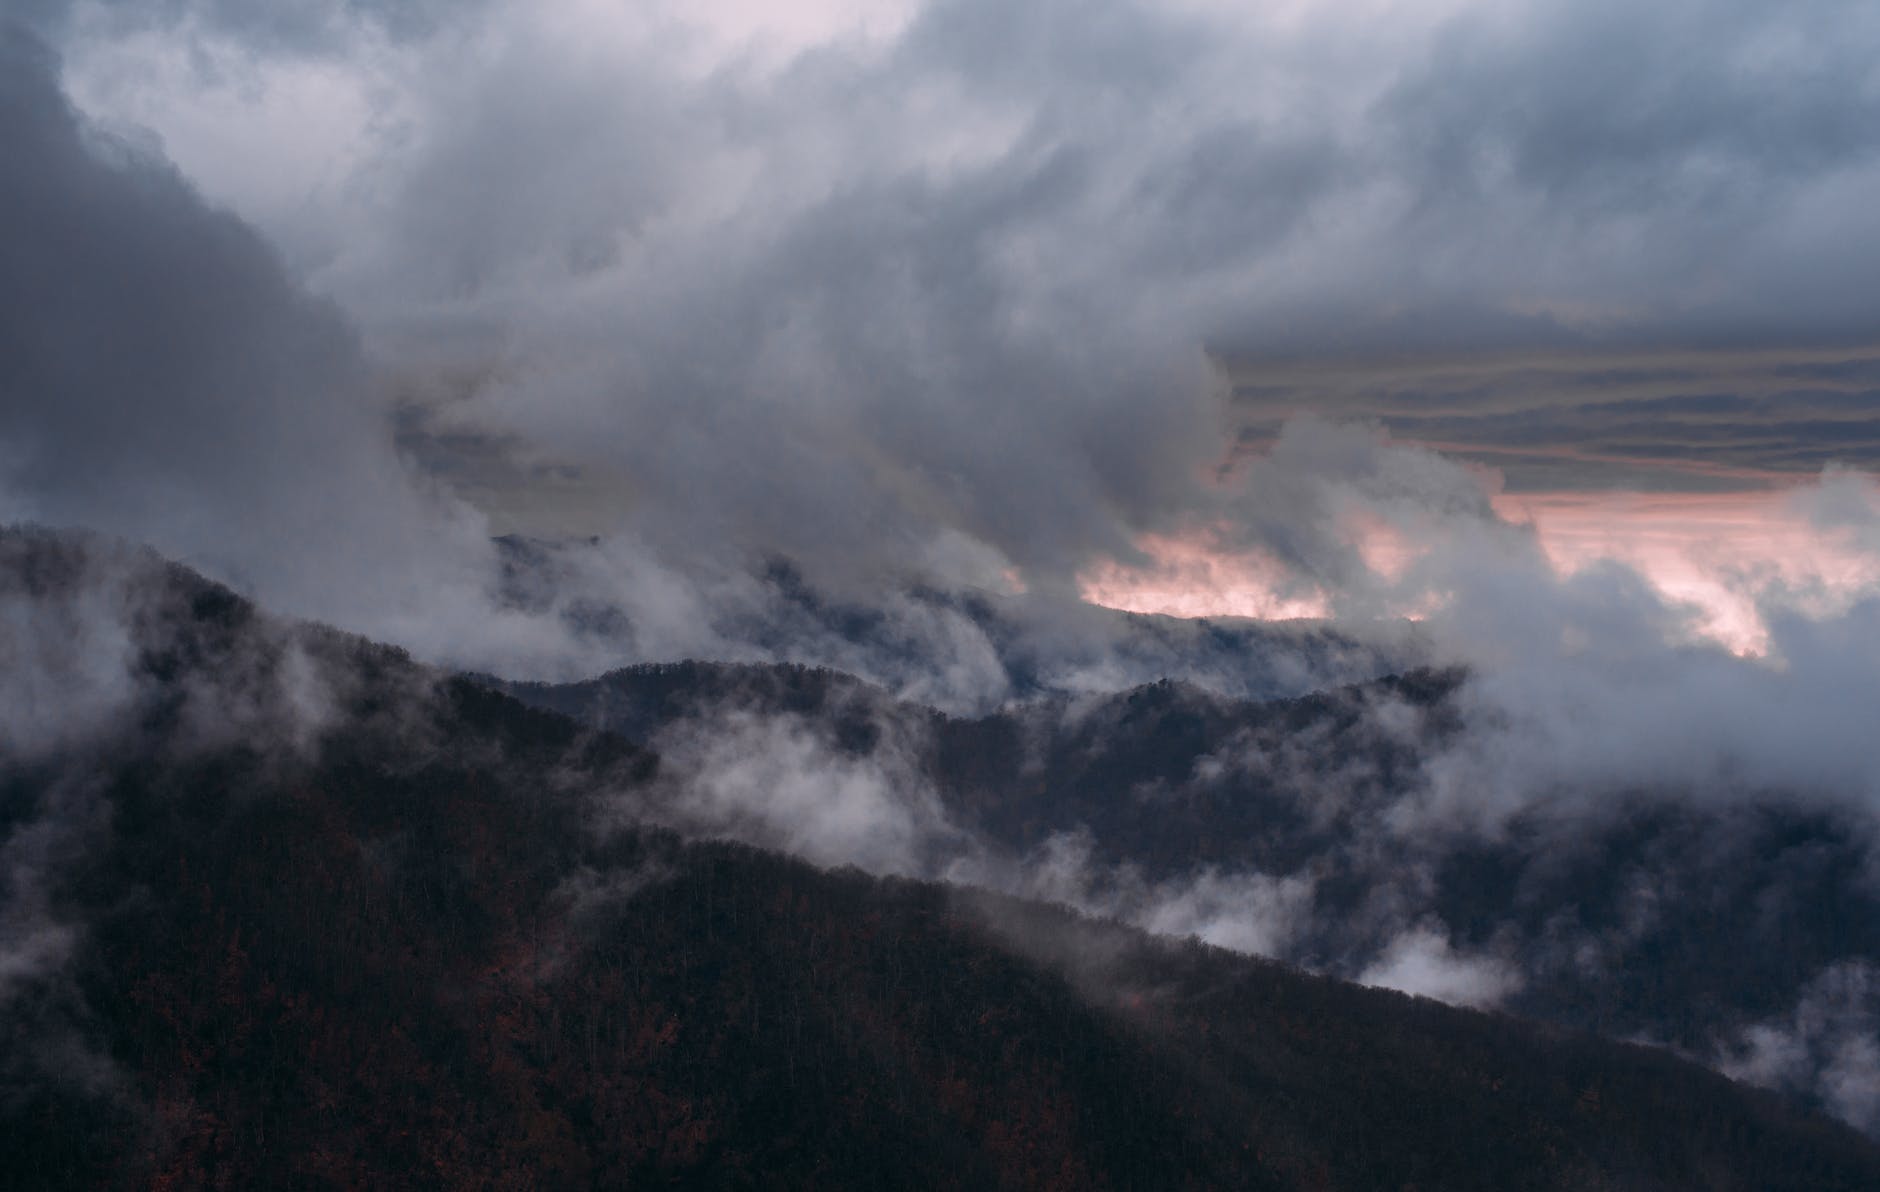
top-left (10, 0), bottom-right (1880, 905)
top-left (7, 0), bottom-right (1870, 636)
top-left (8, 0), bottom-right (1880, 801)
top-left (0, 20), bottom-right (551, 667)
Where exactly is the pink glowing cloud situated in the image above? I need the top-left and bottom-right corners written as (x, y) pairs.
top-left (1079, 534), bottom-right (1333, 622)
top-left (1082, 477), bottom-right (1880, 656)
top-left (1495, 490), bottom-right (1880, 654)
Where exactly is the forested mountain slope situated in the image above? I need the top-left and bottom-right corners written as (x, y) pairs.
top-left (498, 658), bottom-right (1880, 1128)
top-left (6, 527), bottom-right (1878, 1189)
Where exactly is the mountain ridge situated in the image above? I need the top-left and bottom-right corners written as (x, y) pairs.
top-left (5, 526), bottom-right (1878, 1187)
top-left (486, 652), bottom-right (1880, 1132)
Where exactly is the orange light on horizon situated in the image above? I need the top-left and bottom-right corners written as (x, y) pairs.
top-left (1494, 490), bottom-right (1880, 654)
top-left (1079, 532), bottom-right (1332, 621)
top-left (1080, 488), bottom-right (1880, 655)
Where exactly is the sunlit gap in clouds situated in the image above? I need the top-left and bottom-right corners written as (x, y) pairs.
top-left (1080, 534), bottom-right (1334, 622)
top-left (1498, 490), bottom-right (1880, 655)
top-left (1082, 482), bottom-right (1880, 657)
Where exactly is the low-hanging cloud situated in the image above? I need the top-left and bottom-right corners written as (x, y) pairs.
top-left (0, 22), bottom-right (534, 666)
top-left (636, 707), bottom-right (967, 876)
top-left (1718, 963), bottom-right (1880, 1136)
top-left (8, 0), bottom-right (1874, 668)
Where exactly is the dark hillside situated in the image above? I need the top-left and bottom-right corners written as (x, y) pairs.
top-left (496, 658), bottom-right (1880, 1114)
top-left (6, 529), bottom-right (1879, 1189)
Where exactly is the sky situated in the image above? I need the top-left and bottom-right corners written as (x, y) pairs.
top-left (4, 0), bottom-right (1880, 665)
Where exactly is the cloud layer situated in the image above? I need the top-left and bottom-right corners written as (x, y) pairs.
top-left (9, 0), bottom-right (1875, 646)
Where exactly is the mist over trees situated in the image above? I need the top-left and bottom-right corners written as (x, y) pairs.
top-left (6, 528), bottom-right (1880, 1189)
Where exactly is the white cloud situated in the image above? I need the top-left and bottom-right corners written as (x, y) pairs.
top-left (1359, 923), bottom-right (1524, 1009)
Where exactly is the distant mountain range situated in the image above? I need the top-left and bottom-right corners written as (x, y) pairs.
top-left (491, 535), bottom-right (1422, 713)
top-left (491, 658), bottom-right (1880, 1133)
top-left (5, 526), bottom-right (1879, 1188)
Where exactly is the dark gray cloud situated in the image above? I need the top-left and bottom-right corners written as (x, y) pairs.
top-left (1391, 2), bottom-right (1880, 210)
top-left (359, 0), bottom-right (1880, 546)
top-left (0, 21), bottom-right (590, 677)
top-left (0, 26), bottom-right (355, 535)
top-left (20, 0), bottom-right (1878, 600)
top-left (4, 0), bottom-right (1880, 692)
top-left (0, 29), bottom-right (1400, 714)
top-left (52, 0), bottom-right (478, 54)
